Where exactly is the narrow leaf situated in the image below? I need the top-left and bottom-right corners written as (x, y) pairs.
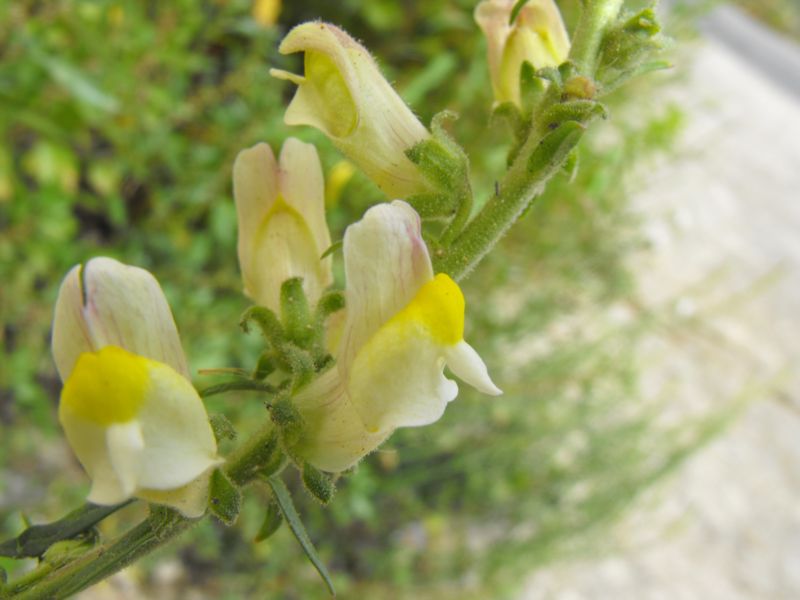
top-left (509, 0), bottom-right (530, 24)
top-left (254, 499), bottom-right (283, 543)
top-left (266, 476), bottom-right (336, 596)
top-left (200, 379), bottom-right (277, 398)
top-left (0, 501), bottom-right (131, 558)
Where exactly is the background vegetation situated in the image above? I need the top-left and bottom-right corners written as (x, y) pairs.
top-left (0, 0), bottom-right (756, 597)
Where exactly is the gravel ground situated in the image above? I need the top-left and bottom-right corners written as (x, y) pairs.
top-left (521, 6), bottom-right (800, 600)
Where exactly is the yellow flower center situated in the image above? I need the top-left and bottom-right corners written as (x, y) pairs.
top-left (391, 273), bottom-right (465, 345)
top-left (60, 346), bottom-right (149, 425)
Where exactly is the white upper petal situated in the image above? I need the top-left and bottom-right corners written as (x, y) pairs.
top-left (339, 201), bottom-right (433, 371)
top-left (233, 142), bottom-right (280, 304)
top-left (279, 138), bottom-right (332, 261)
top-left (52, 258), bottom-right (189, 380)
top-left (51, 265), bottom-right (95, 382)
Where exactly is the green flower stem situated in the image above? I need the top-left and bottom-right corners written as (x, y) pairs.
top-left (433, 0), bottom-right (624, 280)
top-left (5, 421), bottom-right (276, 600)
top-left (433, 112), bottom-right (583, 281)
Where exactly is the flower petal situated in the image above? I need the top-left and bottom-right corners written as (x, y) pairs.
top-left (134, 360), bottom-right (222, 490)
top-left (52, 258), bottom-right (189, 380)
top-left (293, 369), bottom-right (390, 473)
top-left (348, 319), bottom-right (459, 433)
top-left (59, 408), bottom-right (128, 505)
top-left (339, 201), bottom-right (433, 372)
top-left (106, 420), bottom-right (145, 498)
top-left (445, 340), bottom-right (502, 396)
top-left (233, 143), bottom-right (280, 304)
top-left (272, 22), bottom-right (431, 198)
top-left (51, 265), bottom-right (94, 382)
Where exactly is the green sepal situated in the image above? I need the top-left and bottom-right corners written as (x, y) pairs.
top-left (405, 110), bottom-right (471, 218)
top-left (253, 352), bottom-right (276, 380)
top-left (520, 62), bottom-right (549, 119)
top-left (538, 100), bottom-right (606, 135)
top-left (533, 65), bottom-right (562, 87)
top-left (563, 149), bottom-right (580, 183)
top-left (405, 191), bottom-right (457, 220)
top-left (528, 121), bottom-right (586, 178)
top-left (281, 345), bottom-right (315, 391)
top-left (0, 501), bottom-right (131, 559)
top-left (209, 413), bottom-right (238, 443)
top-left (315, 290), bottom-right (345, 319)
top-left (302, 463), bottom-right (335, 505)
top-left (280, 277), bottom-right (313, 347)
top-left (492, 101), bottom-right (525, 135)
top-left (596, 6), bottom-right (667, 93)
top-left (208, 469), bottom-right (241, 526)
top-left (254, 499), bottom-right (283, 543)
top-left (266, 476), bottom-right (336, 596)
top-left (240, 306), bottom-right (285, 348)
top-left (271, 396), bottom-right (304, 451)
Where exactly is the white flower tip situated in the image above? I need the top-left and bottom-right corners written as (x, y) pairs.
top-left (446, 341), bottom-right (502, 396)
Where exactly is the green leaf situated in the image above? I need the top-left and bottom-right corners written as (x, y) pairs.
top-left (266, 477), bottom-right (336, 596)
top-left (528, 121), bottom-right (586, 178)
top-left (208, 470), bottom-right (241, 526)
top-left (254, 499), bottom-right (283, 543)
top-left (25, 36), bottom-right (120, 114)
top-left (0, 501), bottom-right (132, 559)
top-left (200, 379), bottom-right (277, 398)
top-left (320, 240), bottom-right (342, 260)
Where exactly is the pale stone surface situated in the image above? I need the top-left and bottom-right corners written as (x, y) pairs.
top-left (521, 9), bottom-right (800, 600)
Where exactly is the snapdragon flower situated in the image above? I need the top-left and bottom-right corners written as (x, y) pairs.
top-left (475, 0), bottom-right (571, 107)
top-left (292, 201), bottom-right (501, 472)
top-left (52, 258), bottom-right (221, 518)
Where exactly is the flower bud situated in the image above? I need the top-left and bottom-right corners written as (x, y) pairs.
top-left (270, 22), bottom-right (431, 199)
top-left (233, 139), bottom-right (333, 313)
top-left (475, 0), bottom-right (570, 107)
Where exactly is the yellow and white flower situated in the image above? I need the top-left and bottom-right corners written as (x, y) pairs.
top-left (270, 23), bottom-right (431, 199)
top-left (233, 139), bottom-right (333, 312)
top-left (52, 258), bottom-right (221, 518)
top-left (292, 201), bottom-right (501, 472)
top-left (475, 0), bottom-right (570, 107)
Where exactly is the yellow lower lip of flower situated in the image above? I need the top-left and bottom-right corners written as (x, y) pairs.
top-left (60, 346), bottom-right (149, 425)
top-left (387, 273), bottom-right (465, 345)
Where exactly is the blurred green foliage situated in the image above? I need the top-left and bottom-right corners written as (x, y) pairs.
top-left (0, 0), bottom-right (723, 598)
top-left (732, 0), bottom-right (800, 41)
